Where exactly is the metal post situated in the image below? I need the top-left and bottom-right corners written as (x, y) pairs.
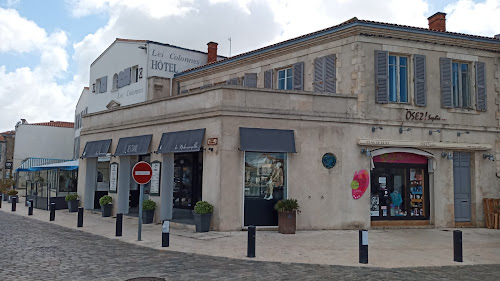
top-left (50, 202), bottom-right (55, 221)
top-left (28, 200), bottom-right (33, 215)
top-left (116, 213), bottom-right (123, 237)
top-left (11, 196), bottom-right (17, 212)
top-left (77, 207), bottom-right (84, 227)
top-left (138, 184), bottom-right (144, 241)
top-left (0, 194), bottom-right (2, 208)
top-left (453, 230), bottom-right (463, 262)
top-left (247, 225), bottom-right (256, 258)
top-left (359, 229), bottom-right (368, 264)
top-left (162, 220), bottom-right (170, 247)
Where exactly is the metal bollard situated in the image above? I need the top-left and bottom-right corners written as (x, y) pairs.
top-left (0, 195), bottom-right (2, 208)
top-left (28, 200), bottom-right (33, 215)
top-left (11, 196), bottom-right (17, 212)
top-left (453, 230), bottom-right (463, 262)
top-left (49, 202), bottom-right (56, 221)
top-left (359, 229), bottom-right (368, 264)
top-left (247, 225), bottom-right (256, 258)
top-left (162, 221), bottom-right (170, 247)
top-left (116, 213), bottom-right (123, 236)
top-left (77, 207), bottom-right (84, 227)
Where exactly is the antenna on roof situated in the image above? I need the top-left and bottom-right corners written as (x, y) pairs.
top-left (228, 37), bottom-right (232, 57)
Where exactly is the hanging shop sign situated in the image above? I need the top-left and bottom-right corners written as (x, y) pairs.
top-left (150, 161), bottom-right (161, 196)
top-left (5, 161), bottom-right (13, 170)
top-left (351, 169), bottom-right (369, 200)
top-left (207, 138), bottom-right (218, 145)
top-left (405, 110), bottom-right (447, 122)
top-left (322, 153), bottom-right (337, 169)
top-left (109, 162), bottom-right (118, 193)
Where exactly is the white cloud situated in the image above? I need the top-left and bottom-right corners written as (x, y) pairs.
top-left (0, 7), bottom-right (78, 132)
top-left (445, 0), bottom-right (500, 36)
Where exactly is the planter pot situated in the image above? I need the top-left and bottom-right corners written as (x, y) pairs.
top-left (193, 212), bottom-right (212, 232)
top-left (101, 204), bottom-right (113, 217)
top-left (278, 210), bottom-right (297, 234)
top-left (8, 196), bottom-right (17, 203)
top-left (142, 210), bottom-right (155, 224)
top-left (67, 200), bottom-right (79, 213)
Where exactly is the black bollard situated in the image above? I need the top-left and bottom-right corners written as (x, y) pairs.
top-left (453, 230), bottom-right (463, 262)
top-left (28, 200), bottom-right (33, 215)
top-left (247, 225), bottom-right (256, 258)
top-left (49, 202), bottom-right (55, 221)
top-left (359, 229), bottom-right (368, 264)
top-left (11, 196), bottom-right (17, 212)
top-left (77, 207), bottom-right (84, 227)
top-left (116, 213), bottom-right (123, 236)
top-left (0, 195), bottom-right (2, 208)
top-left (162, 221), bottom-right (170, 247)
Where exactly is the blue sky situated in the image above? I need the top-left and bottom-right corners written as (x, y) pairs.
top-left (0, 0), bottom-right (498, 132)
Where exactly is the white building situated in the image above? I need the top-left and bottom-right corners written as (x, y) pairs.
top-left (74, 87), bottom-right (89, 159)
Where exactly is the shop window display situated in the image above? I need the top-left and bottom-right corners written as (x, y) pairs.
top-left (370, 154), bottom-right (429, 221)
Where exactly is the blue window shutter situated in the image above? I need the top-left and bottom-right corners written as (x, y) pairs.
top-left (124, 67), bottom-right (131, 86)
top-left (414, 55), bottom-right (426, 106)
top-left (264, 70), bottom-right (273, 89)
top-left (99, 76), bottom-right (107, 93)
top-left (118, 71), bottom-right (124, 88)
top-left (475, 61), bottom-right (487, 111)
top-left (313, 57), bottom-right (325, 92)
top-left (375, 50), bottom-right (389, 103)
top-left (293, 62), bottom-right (304, 90)
top-left (324, 55), bottom-right (336, 93)
top-left (244, 73), bottom-right (257, 88)
top-left (440, 58), bottom-right (453, 108)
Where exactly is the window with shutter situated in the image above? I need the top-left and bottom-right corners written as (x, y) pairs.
top-left (123, 67), bottom-right (131, 86)
top-left (118, 71), bottom-right (124, 88)
top-left (112, 74), bottom-right (118, 91)
top-left (292, 62), bottom-right (304, 90)
top-left (414, 55), bottom-right (426, 106)
top-left (441, 58), bottom-right (474, 109)
top-left (324, 55), bottom-right (336, 93)
top-left (99, 76), bottom-right (107, 93)
top-left (264, 70), bottom-right (273, 89)
top-left (374, 50), bottom-right (389, 103)
top-left (278, 68), bottom-right (293, 90)
top-left (226, 77), bottom-right (239, 85)
top-left (313, 57), bottom-right (325, 92)
top-left (244, 73), bottom-right (257, 88)
top-left (475, 61), bottom-right (487, 111)
top-left (440, 58), bottom-right (453, 108)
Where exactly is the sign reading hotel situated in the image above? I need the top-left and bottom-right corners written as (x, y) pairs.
top-left (148, 43), bottom-right (208, 79)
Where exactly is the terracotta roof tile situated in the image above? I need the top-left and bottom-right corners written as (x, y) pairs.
top-left (28, 121), bottom-right (74, 128)
top-left (0, 130), bottom-right (15, 135)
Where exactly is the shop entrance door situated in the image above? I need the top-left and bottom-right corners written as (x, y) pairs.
top-left (173, 152), bottom-right (203, 210)
top-left (453, 152), bottom-right (471, 222)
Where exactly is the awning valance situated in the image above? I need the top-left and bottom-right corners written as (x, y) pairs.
top-left (157, 129), bottom-right (205, 154)
top-left (369, 147), bottom-right (436, 171)
top-left (28, 160), bottom-right (79, 171)
top-left (114, 135), bottom-right (152, 156)
top-left (81, 139), bottom-right (112, 158)
top-left (15, 158), bottom-right (70, 172)
top-left (239, 127), bottom-right (296, 153)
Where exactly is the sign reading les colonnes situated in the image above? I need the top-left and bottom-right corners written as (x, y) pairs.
top-left (148, 43), bottom-right (208, 79)
top-left (132, 161), bottom-right (152, 185)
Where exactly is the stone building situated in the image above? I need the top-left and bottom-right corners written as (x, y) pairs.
top-left (78, 13), bottom-right (500, 230)
top-left (0, 131), bottom-right (15, 180)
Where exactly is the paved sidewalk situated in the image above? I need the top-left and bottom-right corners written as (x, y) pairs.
top-left (1, 198), bottom-right (499, 269)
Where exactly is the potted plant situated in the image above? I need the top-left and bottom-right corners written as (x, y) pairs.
top-left (142, 199), bottom-right (156, 224)
top-left (193, 201), bottom-right (213, 232)
top-left (7, 189), bottom-right (18, 203)
top-left (0, 179), bottom-right (15, 202)
top-left (99, 195), bottom-right (113, 217)
top-left (274, 198), bottom-right (300, 234)
top-left (65, 193), bottom-right (79, 212)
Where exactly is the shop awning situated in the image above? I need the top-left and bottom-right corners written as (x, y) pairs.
top-left (156, 128), bottom-right (205, 153)
top-left (81, 139), bottom-right (112, 158)
top-left (114, 134), bottom-right (152, 156)
top-left (369, 147), bottom-right (436, 171)
top-left (15, 158), bottom-right (71, 172)
top-left (239, 127), bottom-right (296, 153)
top-left (28, 160), bottom-right (79, 171)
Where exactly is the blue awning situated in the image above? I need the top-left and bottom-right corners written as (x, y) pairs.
top-left (16, 158), bottom-right (71, 172)
top-left (28, 160), bottom-right (79, 171)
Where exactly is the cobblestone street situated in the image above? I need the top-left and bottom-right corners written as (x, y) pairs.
top-left (0, 211), bottom-right (499, 281)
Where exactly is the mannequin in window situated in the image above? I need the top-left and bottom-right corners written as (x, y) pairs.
top-left (264, 162), bottom-right (283, 200)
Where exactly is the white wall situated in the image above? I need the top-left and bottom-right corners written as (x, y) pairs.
top-left (74, 87), bottom-right (90, 138)
top-left (13, 125), bottom-right (75, 170)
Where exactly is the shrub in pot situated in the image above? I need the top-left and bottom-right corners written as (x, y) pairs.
top-left (0, 179), bottom-right (15, 202)
top-left (7, 189), bottom-right (18, 203)
top-left (142, 199), bottom-right (156, 224)
top-left (193, 201), bottom-right (213, 232)
top-left (99, 195), bottom-right (113, 217)
top-left (274, 198), bottom-right (300, 234)
top-left (65, 193), bottom-right (79, 213)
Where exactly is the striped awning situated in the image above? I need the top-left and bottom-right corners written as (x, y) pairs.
top-left (15, 158), bottom-right (71, 172)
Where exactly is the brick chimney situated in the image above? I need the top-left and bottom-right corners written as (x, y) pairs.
top-left (428, 12), bottom-right (446, 32)
top-left (207, 42), bottom-right (218, 64)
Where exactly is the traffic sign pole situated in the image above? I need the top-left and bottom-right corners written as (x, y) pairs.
top-left (138, 184), bottom-right (144, 241)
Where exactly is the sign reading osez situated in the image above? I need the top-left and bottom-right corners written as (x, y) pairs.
top-left (148, 44), bottom-right (208, 78)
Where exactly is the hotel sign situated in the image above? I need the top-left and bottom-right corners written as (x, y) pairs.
top-left (358, 138), bottom-right (491, 151)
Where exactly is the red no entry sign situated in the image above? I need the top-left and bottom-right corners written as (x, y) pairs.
top-left (132, 161), bottom-right (152, 185)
